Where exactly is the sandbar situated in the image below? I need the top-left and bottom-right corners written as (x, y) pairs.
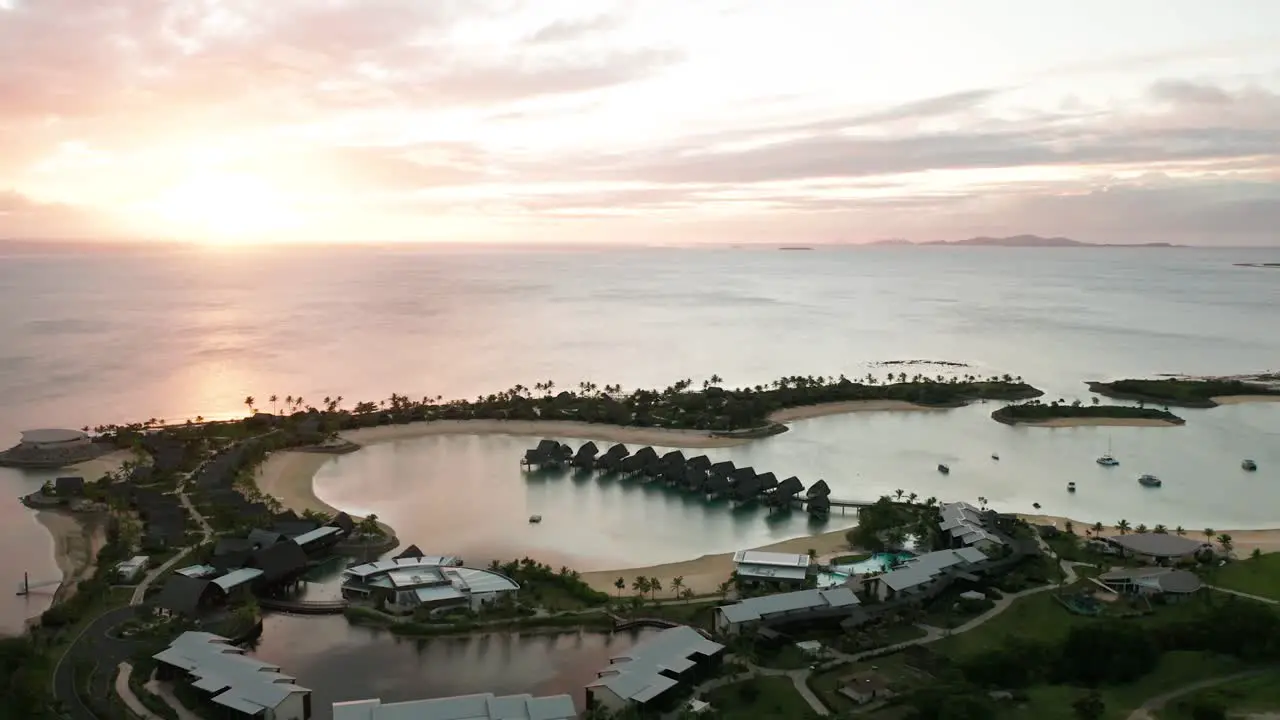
top-left (1012, 417), bottom-right (1183, 428)
top-left (768, 400), bottom-right (937, 423)
top-left (1021, 514), bottom-right (1280, 555)
top-left (342, 419), bottom-right (750, 449)
top-left (33, 509), bottom-right (105, 605)
top-left (1211, 395), bottom-right (1280, 405)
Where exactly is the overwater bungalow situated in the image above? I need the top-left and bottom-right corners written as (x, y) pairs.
top-left (595, 444), bottom-right (630, 471)
top-left (709, 460), bottom-right (736, 479)
top-left (807, 494), bottom-right (832, 517)
top-left (806, 479), bottom-right (831, 498)
top-left (683, 467), bottom-right (709, 492)
top-left (756, 472), bottom-right (778, 494)
top-left (395, 544), bottom-right (425, 559)
top-left (704, 474), bottom-right (732, 498)
top-left (687, 455), bottom-right (712, 473)
top-left (660, 460), bottom-right (689, 485)
top-left (571, 441), bottom-right (599, 468)
top-left (767, 476), bottom-right (805, 507)
top-left (660, 450), bottom-right (686, 468)
top-left (730, 466), bottom-right (757, 488)
top-left (618, 453), bottom-right (647, 475)
top-left (731, 476), bottom-right (764, 503)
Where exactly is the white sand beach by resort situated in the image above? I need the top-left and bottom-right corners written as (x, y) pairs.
top-left (1021, 514), bottom-right (1280, 555)
top-left (767, 400), bottom-right (938, 422)
top-left (1212, 395), bottom-right (1280, 405)
top-left (34, 510), bottom-right (105, 605)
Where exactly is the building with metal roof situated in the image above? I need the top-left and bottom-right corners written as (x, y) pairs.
top-left (731, 550), bottom-right (812, 586)
top-left (1099, 567), bottom-right (1203, 598)
top-left (714, 587), bottom-right (861, 635)
top-left (867, 548), bottom-right (991, 601)
top-left (343, 561), bottom-right (519, 616)
top-left (212, 567), bottom-right (264, 593)
top-left (154, 631), bottom-right (312, 720)
top-left (176, 564), bottom-right (219, 579)
top-left (343, 556), bottom-right (464, 580)
top-left (586, 626), bottom-right (724, 714)
top-left (939, 502), bottom-right (1006, 552)
top-left (332, 692), bottom-right (577, 720)
top-left (1104, 533), bottom-right (1205, 560)
top-left (293, 525), bottom-right (342, 552)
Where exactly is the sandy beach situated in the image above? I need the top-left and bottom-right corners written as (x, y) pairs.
top-left (1212, 395), bottom-right (1280, 405)
top-left (1013, 417), bottom-right (1183, 428)
top-left (1021, 514), bottom-right (1280, 555)
top-left (579, 528), bottom-right (856, 596)
top-left (768, 400), bottom-right (937, 422)
top-left (33, 510), bottom-right (105, 605)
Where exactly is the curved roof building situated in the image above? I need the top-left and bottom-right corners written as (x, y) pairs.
top-left (342, 556), bottom-right (519, 615)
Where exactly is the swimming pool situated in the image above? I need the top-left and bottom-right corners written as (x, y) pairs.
top-left (816, 552), bottom-right (915, 589)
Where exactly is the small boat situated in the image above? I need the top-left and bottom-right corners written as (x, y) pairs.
top-left (528, 514), bottom-right (542, 523)
top-left (991, 453), bottom-right (1000, 461)
top-left (1242, 459), bottom-right (1257, 471)
top-left (1097, 438), bottom-right (1119, 466)
top-left (1138, 474), bottom-right (1162, 488)
top-left (937, 464), bottom-right (950, 474)
top-left (1067, 482), bottom-right (1076, 493)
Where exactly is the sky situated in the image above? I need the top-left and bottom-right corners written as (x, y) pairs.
top-left (1, 0), bottom-right (1279, 246)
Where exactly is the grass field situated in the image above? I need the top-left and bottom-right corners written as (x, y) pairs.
top-left (1159, 667), bottom-right (1280, 719)
top-left (1204, 554), bottom-right (1280, 601)
top-left (994, 652), bottom-right (1246, 720)
top-left (808, 652), bottom-right (933, 712)
top-left (705, 676), bottom-right (815, 719)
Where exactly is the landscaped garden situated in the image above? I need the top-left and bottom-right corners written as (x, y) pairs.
top-left (1204, 552), bottom-right (1280, 601)
top-left (704, 676), bottom-right (822, 719)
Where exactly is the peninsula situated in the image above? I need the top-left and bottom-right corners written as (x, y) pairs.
top-left (991, 400), bottom-right (1185, 427)
top-left (1088, 377), bottom-right (1280, 408)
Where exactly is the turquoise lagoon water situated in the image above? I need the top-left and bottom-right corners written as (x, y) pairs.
top-left (816, 552), bottom-right (915, 588)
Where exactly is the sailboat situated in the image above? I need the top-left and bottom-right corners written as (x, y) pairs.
top-left (1096, 437), bottom-right (1119, 467)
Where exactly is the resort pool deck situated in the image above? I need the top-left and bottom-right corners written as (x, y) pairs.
top-left (816, 552), bottom-right (915, 588)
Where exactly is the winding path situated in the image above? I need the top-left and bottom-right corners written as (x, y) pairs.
top-left (1125, 668), bottom-right (1276, 720)
top-left (1208, 586), bottom-right (1280, 606)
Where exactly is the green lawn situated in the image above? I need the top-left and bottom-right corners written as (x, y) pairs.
top-left (931, 583), bottom-right (1225, 659)
top-left (705, 676), bottom-right (816, 719)
top-left (1205, 553), bottom-right (1280, 600)
top-left (994, 651), bottom-right (1247, 720)
top-left (1158, 668), bottom-right (1280, 719)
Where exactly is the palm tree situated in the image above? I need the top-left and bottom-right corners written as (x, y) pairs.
top-left (1092, 521), bottom-right (1104, 538)
top-left (671, 576), bottom-right (684, 599)
top-left (977, 496), bottom-right (988, 510)
top-left (1153, 524), bottom-right (1168, 534)
top-left (894, 489), bottom-right (905, 501)
top-left (1217, 534), bottom-right (1233, 555)
top-left (1064, 521), bottom-right (1075, 535)
top-left (807, 548), bottom-right (817, 561)
top-left (1204, 528), bottom-right (1215, 544)
top-left (907, 492), bottom-right (918, 504)
top-left (648, 577), bottom-right (662, 601)
top-left (1134, 524), bottom-right (1148, 534)
top-left (1116, 519), bottom-right (1131, 535)
top-left (716, 580), bottom-right (732, 600)
top-left (1251, 548), bottom-right (1263, 561)
top-left (614, 577), bottom-right (625, 598)
top-left (1175, 526), bottom-right (1186, 536)
top-left (269, 394), bottom-right (279, 414)
top-left (243, 396), bottom-right (256, 414)
top-left (632, 577), bottom-right (649, 597)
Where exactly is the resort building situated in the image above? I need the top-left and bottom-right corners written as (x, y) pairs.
top-left (939, 502), bottom-right (1006, 552)
top-left (1103, 533), bottom-right (1206, 563)
top-left (731, 550), bottom-right (812, 588)
top-left (333, 693), bottom-right (578, 720)
top-left (1098, 567), bottom-right (1203, 600)
top-left (18, 428), bottom-right (92, 450)
top-left (840, 672), bottom-right (894, 705)
top-left (175, 564), bottom-right (219, 579)
top-left (154, 631), bottom-right (312, 719)
top-left (115, 555), bottom-right (150, 582)
top-left (292, 525), bottom-right (342, 554)
top-left (585, 626), bottom-right (725, 714)
top-left (341, 557), bottom-right (518, 615)
top-left (865, 547), bottom-right (989, 602)
top-left (714, 587), bottom-right (862, 636)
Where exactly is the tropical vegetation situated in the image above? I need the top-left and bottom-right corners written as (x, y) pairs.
top-left (991, 399), bottom-right (1185, 425)
top-left (1088, 378), bottom-right (1280, 408)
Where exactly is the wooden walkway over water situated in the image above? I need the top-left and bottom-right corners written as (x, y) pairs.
top-left (257, 597), bottom-right (349, 615)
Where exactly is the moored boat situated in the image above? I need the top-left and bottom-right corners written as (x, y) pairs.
top-left (528, 514), bottom-right (543, 523)
top-left (937, 464), bottom-right (950, 474)
top-left (1097, 438), bottom-right (1119, 466)
top-left (991, 453), bottom-right (1000, 461)
top-left (1067, 482), bottom-right (1076, 493)
top-left (1242, 459), bottom-right (1257, 471)
top-left (1138, 474), bottom-right (1162, 488)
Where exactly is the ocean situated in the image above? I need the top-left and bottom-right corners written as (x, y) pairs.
top-left (2, 242), bottom-right (1279, 633)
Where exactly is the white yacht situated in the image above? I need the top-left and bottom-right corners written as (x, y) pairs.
top-left (1097, 438), bottom-right (1119, 466)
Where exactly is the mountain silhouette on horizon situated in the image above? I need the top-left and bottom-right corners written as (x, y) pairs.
top-left (869, 234), bottom-right (1179, 248)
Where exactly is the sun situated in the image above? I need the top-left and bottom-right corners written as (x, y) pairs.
top-left (147, 173), bottom-right (301, 243)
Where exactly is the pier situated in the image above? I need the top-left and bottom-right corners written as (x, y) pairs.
top-left (14, 571), bottom-right (60, 596)
top-left (522, 440), bottom-right (874, 519)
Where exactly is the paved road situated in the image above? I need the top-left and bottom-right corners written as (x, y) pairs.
top-left (1208, 586), bottom-right (1280, 605)
top-left (1126, 668), bottom-right (1276, 720)
top-left (52, 606), bottom-right (141, 720)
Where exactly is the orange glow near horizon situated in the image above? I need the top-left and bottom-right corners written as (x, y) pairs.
top-left (141, 173), bottom-right (303, 244)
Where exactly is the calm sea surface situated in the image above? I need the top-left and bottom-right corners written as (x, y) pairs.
top-left (3, 244), bottom-right (1279, 634)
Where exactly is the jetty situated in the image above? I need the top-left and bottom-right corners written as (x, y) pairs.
top-left (521, 441), bottom-right (876, 518)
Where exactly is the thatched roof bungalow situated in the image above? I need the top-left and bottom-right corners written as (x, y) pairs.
top-left (618, 454), bottom-right (647, 475)
top-left (595, 444), bottom-right (629, 470)
top-left (709, 460), bottom-right (735, 478)
top-left (806, 479), bottom-right (831, 498)
top-left (571, 442), bottom-right (599, 468)
top-left (683, 467), bottom-right (709, 492)
top-left (660, 461), bottom-right (688, 485)
top-left (756, 472), bottom-right (778, 493)
top-left (704, 474), bottom-right (731, 497)
top-left (807, 494), bottom-right (832, 516)
top-left (767, 476), bottom-right (805, 505)
top-left (687, 455), bottom-right (712, 472)
top-left (730, 467), bottom-right (757, 487)
top-left (731, 476), bottom-right (764, 502)
top-left (395, 544), bottom-right (424, 559)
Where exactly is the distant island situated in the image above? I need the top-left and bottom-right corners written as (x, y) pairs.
top-left (1088, 377), bottom-right (1280, 408)
top-left (991, 400), bottom-right (1185, 428)
top-left (778, 246), bottom-right (814, 251)
top-left (869, 234), bottom-right (1181, 248)
top-left (1235, 263), bottom-right (1280, 268)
